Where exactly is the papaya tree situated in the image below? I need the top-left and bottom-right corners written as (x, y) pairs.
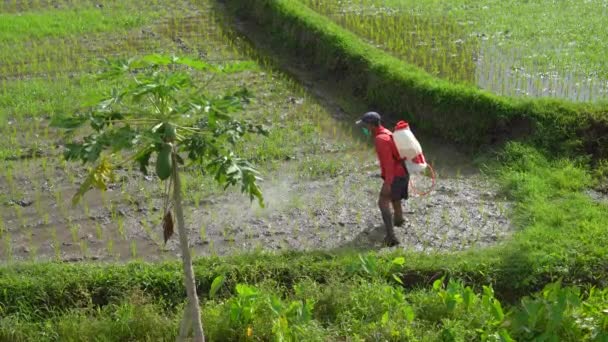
top-left (54, 55), bottom-right (267, 341)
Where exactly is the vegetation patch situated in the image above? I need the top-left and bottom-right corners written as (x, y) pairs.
top-left (223, 0), bottom-right (608, 160)
top-left (301, 0), bottom-right (608, 101)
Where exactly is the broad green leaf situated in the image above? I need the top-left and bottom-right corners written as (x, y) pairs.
top-left (491, 299), bottom-right (505, 321)
top-left (269, 296), bottom-right (283, 315)
top-left (433, 277), bottom-right (444, 291)
top-left (140, 54), bottom-right (174, 66)
top-left (498, 329), bottom-right (514, 342)
top-left (209, 275), bottom-right (225, 299)
top-left (177, 57), bottom-right (217, 72)
top-left (463, 287), bottom-right (475, 311)
top-left (236, 284), bottom-right (258, 298)
top-left (392, 257), bottom-right (405, 266)
top-left (392, 274), bottom-right (404, 285)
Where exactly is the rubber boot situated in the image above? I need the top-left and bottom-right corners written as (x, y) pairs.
top-left (381, 208), bottom-right (400, 247)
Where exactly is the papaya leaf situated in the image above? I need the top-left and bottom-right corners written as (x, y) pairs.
top-left (50, 115), bottom-right (89, 130)
top-left (72, 158), bottom-right (114, 205)
top-left (135, 147), bottom-right (154, 175)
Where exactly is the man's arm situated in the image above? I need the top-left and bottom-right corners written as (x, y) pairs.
top-left (375, 136), bottom-right (396, 186)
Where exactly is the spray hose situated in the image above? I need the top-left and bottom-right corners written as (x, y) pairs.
top-left (409, 163), bottom-right (436, 197)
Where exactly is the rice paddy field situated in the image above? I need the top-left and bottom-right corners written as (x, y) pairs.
top-left (0, 0), bottom-right (514, 263)
top-left (300, 0), bottom-right (608, 101)
top-left (1, 0), bottom-right (608, 340)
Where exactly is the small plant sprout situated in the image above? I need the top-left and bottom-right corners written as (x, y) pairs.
top-left (199, 224), bottom-right (207, 242)
top-left (80, 240), bottom-right (89, 258)
top-left (54, 54), bottom-right (268, 342)
top-left (106, 236), bottom-right (114, 255)
top-left (70, 224), bottom-right (79, 244)
top-left (130, 240), bottom-right (137, 258)
top-left (53, 242), bottom-right (61, 261)
top-left (96, 223), bottom-right (103, 240)
top-left (117, 216), bottom-right (126, 241)
top-left (3, 233), bottom-right (12, 260)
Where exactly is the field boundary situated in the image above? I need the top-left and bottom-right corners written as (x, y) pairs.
top-left (221, 0), bottom-right (608, 160)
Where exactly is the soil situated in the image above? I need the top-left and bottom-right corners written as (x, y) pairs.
top-left (1, 157), bottom-right (512, 262)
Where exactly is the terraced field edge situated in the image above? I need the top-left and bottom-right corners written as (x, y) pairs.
top-left (221, 0), bottom-right (608, 160)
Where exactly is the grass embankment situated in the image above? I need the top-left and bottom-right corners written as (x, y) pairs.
top-left (223, 0), bottom-right (608, 161)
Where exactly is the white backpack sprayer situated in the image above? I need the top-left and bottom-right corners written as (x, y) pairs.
top-left (391, 121), bottom-right (436, 196)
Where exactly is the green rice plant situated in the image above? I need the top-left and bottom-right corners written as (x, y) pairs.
top-left (12, 206), bottom-right (23, 228)
top-left (80, 240), bottom-right (89, 258)
top-left (82, 199), bottom-right (91, 217)
top-left (130, 241), bottom-right (137, 259)
top-left (3, 233), bottom-right (12, 260)
top-left (95, 223), bottom-right (103, 241)
top-left (50, 226), bottom-right (60, 260)
top-left (106, 236), bottom-right (114, 256)
top-left (69, 224), bottom-right (79, 244)
top-left (117, 216), bottom-right (126, 241)
top-left (199, 224), bottom-right (207, 242)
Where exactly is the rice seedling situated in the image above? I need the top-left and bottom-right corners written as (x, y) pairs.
top-left (40, 211), bottom-right (50, 225)
top-left (117, 217), bottom-right (126, 241)
top-left (300, 0), bottom-right (608, 101)
top-left (80, 240), bottom-right (89, 258)
top-left (130, 241), bottom-right (137, 259)
top-left (106, 236), bottom-right (114, 256)
top-left (199, 224), bottom-right (207, 242)
top-left (3, 233), bottom-right (12, 260)
top-left (70, 224), bottom-right (79, 244)
top-left (95, 223), bottom-right (103, 241)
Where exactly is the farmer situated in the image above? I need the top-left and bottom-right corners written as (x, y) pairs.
top-left (356, 111), bottom-right (409, 247)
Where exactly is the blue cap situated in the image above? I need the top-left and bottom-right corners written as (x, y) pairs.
top-left (356, 111), bottom-right (381, 125)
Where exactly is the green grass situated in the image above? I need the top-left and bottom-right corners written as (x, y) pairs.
top-left (2, 260), bottom-right (607, 341)
top-left (0, 3), bottom-right (165, 43)
top-left (300, 0), bottom-right (608, 101)
top-left (0, 76), bottom-right (112, 120)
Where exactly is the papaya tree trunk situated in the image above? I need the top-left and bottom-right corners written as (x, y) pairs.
top-left (172, 153), bottom-right (205, 342)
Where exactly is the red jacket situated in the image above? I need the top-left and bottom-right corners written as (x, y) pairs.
top-left (375, 126), bottom-right (407, 185)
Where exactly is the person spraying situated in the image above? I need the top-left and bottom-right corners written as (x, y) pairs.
top-left (356, 111), bottom-right (408, 247)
